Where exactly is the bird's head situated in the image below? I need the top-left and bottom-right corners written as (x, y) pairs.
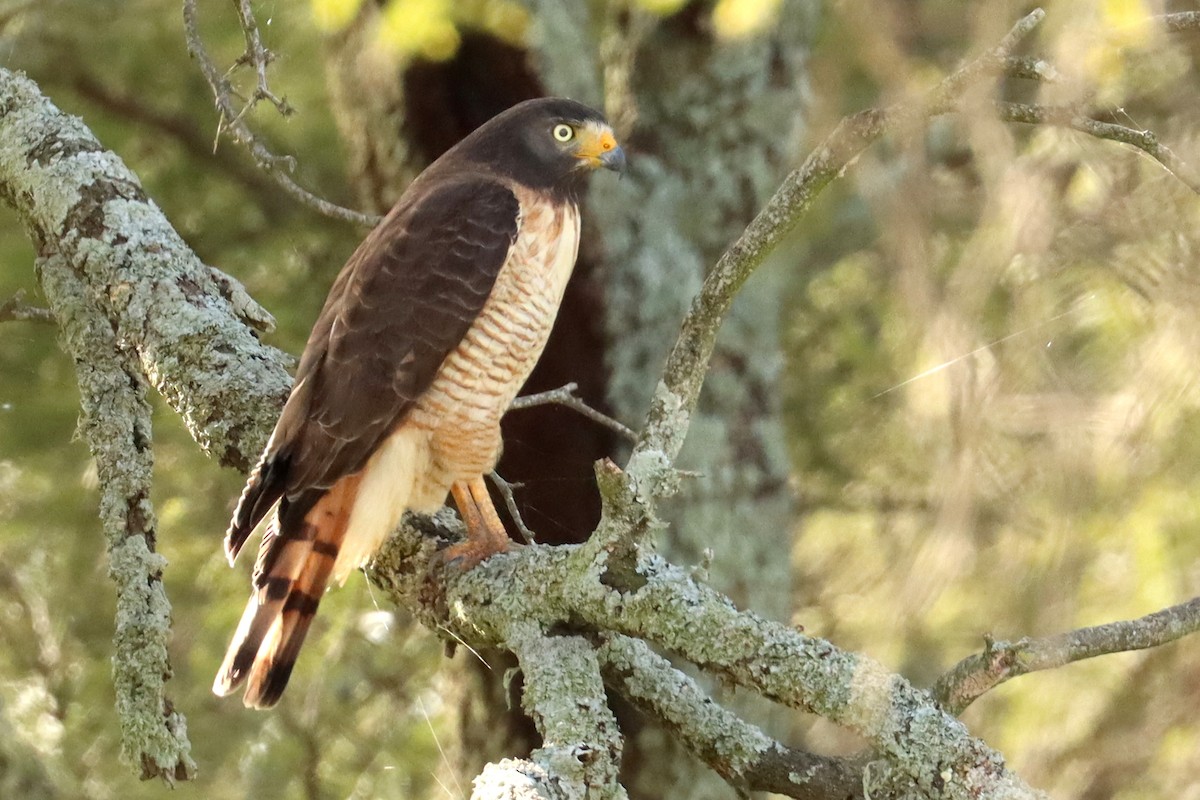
top-left (458, 97), bottom-right (626, 198)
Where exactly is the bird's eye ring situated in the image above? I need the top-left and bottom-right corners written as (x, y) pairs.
top-left (553, 124), bottom-right (575, 142)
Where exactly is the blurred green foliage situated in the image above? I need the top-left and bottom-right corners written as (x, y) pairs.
top-left (784, 3), bottom-right (1200, 797)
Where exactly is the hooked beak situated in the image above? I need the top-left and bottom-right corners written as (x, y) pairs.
top-left (599, 145), bottom-right (627, 173)
top-left (575, 126), bottom-right (627, 174)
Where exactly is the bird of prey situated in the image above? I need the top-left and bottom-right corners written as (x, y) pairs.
top-left (213, 98), bottom-right (625, 708)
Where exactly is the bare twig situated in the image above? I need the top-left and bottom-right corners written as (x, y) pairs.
top-left (181, 0), bottom-right (379, 226)
top-left (1003, 56), bottom-right (1060, 83)
top-left (995, 101), bottom-right (1200, 194)
top-left (66, 72), bottom-right (291, 219)
top-left (488, 471), bottom-right (537, 544)
top-left (230, 0), bottom-right (293, 116)
top-left (510, 382), bottom-right (637, 442)
top-left (1158, 12), bottom-right (1200, 32)
top-left (932, 596), bottom-right (1200, 716)
top-left (597, 634), bottom-right (866, 799)
top-left (0, 289), bottom-right (55, 324)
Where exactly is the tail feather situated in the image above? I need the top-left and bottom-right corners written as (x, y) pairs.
top-left (224, 450), bottom-right (287, 565)
top-left (214, 474), bottom-right (361, 708)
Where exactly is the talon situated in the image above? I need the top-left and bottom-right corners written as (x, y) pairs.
top-left (447, 477), bottom-right (515, 570)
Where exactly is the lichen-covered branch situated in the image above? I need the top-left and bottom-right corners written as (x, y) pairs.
top-left (508, 623), bottom-right (626, 799)
top-left (1159, 11), bottom-right (1200, 32)
top-left (0, 66), bottom-right (287, 782)
top-left (0, 67), bottom-right (292, 472)
top-left (38, 253), bottom-right (194, 783)
top-left (596, 634), bottom-right (865, 799)
top-left (393, 545), bottom-right (1044, 800)
top-left (181, 0), bottom-right (378, 226)
top-left (932, 596), bottom-right (1200, 716)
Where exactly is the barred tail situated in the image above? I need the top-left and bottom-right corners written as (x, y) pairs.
top-left (213, 473), bottom-right (361, 709)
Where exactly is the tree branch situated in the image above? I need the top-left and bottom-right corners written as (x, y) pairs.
top-left (596, 634), bottom-right (866, 799)
top-left (508, 624), bottom-right (626, 798)
top-left (509, 382), bottom-right (637, 442)
top-left (181, 0), bottom-right (379, 226)
top-left (488, 471), bottom-right (538, 544)
top-left (582, 10), bottom-right (1051, 569)
top-left (230, 0), bottom-right (293, 117)
top-left (995, 101), bottom-right (1200, 195)
top-left (0, 288), bottom-right (54, 323)
top-left (0, 67), bottom-right (292, 472)
top-left (932, 596), bottom-right (1200, 716)
top-left (1158, 12), bottom-right (1200, 33)
top-left (390, 544), bottom-right (1045, 800)
top-left (38, 253), bottom-right (195, 783)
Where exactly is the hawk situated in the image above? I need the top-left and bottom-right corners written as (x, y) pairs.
top-left (213, 98), bottom-right (625, 708)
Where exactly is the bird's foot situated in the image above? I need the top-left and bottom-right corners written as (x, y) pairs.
top-left (445, 476), bottom-right (516, 570)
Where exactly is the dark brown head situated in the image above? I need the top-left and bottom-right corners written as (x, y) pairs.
top-left (446, 97), bottom-right (625, 200)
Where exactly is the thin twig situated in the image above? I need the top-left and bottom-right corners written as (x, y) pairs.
top-left (1003, 55), bottom-right (1060, 83)
top-left (231, 0), bottom-right (293, 116)
top-left (68, 72), bottom-right (290, 218)
top-left (181, 0), bottom-right (379, 226)
top-left (996, 101), bottom-right (1200, 195)
top-left (1158, 11), bottom-right (1200, 32)
top-left (932, 595), bottom-right (1200, 716)
top-left (488, 471), bottom-right (537, 544)
top-left (509, 382), bottom-right (637, 442)
top-left (0, 289), bottom-right (55, 324)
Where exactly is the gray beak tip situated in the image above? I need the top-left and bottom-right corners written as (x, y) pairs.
top-left (600, 146), bottom-right (627, 174)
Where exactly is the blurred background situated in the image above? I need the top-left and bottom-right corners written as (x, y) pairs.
top-left (2, 0), bottom-right (1200, 798)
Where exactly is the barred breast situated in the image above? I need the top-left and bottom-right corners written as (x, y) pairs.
top-left (407, 186), bottom-right (581, 501)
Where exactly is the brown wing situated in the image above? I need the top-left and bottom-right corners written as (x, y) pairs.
top-left (213, 176), bottom-right (521, 706)
top-left (225, 175), bottom-right (520, 562)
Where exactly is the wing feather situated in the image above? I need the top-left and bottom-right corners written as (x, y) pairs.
top-left (224, 175), bottom-right (520, 561)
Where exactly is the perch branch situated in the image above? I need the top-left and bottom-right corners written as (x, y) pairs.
top-left (933, 595), bottom-right (1200, 716)
top-left (510, 382), bottom-right (637, 442)
top-left (394, 544), bottom-right (1044, 800)
top-left (181, 0), bottom-right (379, 226)
top-left (0, 289), bottom-right (54, 323)
top-left (596, 634), bottom-right (866, 799)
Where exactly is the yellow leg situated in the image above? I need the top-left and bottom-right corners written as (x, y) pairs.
top-left (445, 476), bottom-right (512, 568)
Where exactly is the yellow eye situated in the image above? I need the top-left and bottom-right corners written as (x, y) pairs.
top-left (553, 124), bottom-right (575, 142)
